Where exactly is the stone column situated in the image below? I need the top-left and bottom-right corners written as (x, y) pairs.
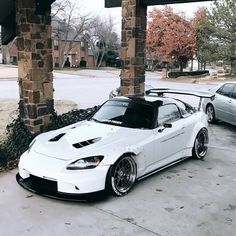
top-left (120, 0), bottom-right (147, 95)
top-left (16, 0), bottom-right (53, 134)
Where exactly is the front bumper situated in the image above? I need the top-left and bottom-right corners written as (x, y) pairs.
top-left (17, 151), bottom-right (110, 200)
top-left (16, 173), bottom-right (106, 201)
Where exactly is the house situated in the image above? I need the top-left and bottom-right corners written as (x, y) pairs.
top-left (51, 17), bottom-right (94, 68)
top-left (1, 16), bottom-right (95, 68)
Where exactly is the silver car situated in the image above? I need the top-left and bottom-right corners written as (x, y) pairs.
top-left (204, 82), bottom-right (236, 126)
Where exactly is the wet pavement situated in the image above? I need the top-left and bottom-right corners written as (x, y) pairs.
top-left (0, 67), bottom-right (235, 236)
top-left (0, 122), bottom-right (235, 236)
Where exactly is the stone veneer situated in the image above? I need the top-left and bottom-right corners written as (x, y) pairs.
top-left (16, 0), bottom-right (53, 133)
top-left (120, 0), bottom-right (147, 95)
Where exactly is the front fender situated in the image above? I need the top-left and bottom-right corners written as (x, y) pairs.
top-left (100, 145), bottom-right (141, 166)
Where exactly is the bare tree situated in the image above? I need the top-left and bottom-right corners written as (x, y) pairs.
top-left (51, 0), bottom-right (92, 69)
top-left (51, 0), bottom-right (71, 18)
top-left (86, 16), bottom-right (120, 69)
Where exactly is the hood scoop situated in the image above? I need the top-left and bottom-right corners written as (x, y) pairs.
top-left (72, 137), bottom-right (101, 149)
top-left (49, 133), bottom-right (66, 142)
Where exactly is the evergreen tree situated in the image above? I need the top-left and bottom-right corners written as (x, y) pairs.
top-left (208, 0), bottom-right (236, 74)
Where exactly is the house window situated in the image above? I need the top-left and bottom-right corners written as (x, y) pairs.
top-left (10, 56), bottom-right (17, 65)
top-left (81, 41), bottom-right (85, 51)
top-left (54, 40), bottom-right (59, 50)
top-left (54, 57), bottom-right (59, 68)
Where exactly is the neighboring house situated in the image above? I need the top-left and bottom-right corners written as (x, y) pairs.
top-left (52, 34), bottom-right (90, 68)
top-left (51, 16), bottom-right (94, 68)
top-left (1, 17), bottom-right (95, 68)
top-left (1, 40), bottom-right (17, 65)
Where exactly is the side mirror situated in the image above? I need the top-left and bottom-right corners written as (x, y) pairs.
top-left (163, 123), bottom-right (172, 128)
top-left (158, 123), bottom-right (172, 133)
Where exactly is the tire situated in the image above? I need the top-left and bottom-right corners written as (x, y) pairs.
top-left (192, 128), bottom-right (209, 160)
top-left (206, 104), bottom-right (216, 123)
top-left (106, 155), bottom-right (137, 196)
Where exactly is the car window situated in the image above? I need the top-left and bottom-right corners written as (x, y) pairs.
top-left (231, 85), bottom-right (236, 99)
top-left (157, 104), bottom-right (181, 126)
top-left (174, 100), bottom-right (195, 116)
top-left (92, 100), bottom-right (154, 129)
top-left (217, 83), bottom-right (234, 97)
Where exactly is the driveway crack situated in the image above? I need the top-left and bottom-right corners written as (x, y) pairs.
top-left (94, 206), bottom-right (162, 236)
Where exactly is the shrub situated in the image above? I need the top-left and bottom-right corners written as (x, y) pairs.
top-left (168, 70), bottom-right (209, 78)
top-left (0, 106), bottom-right (99, 170)
top-left (80, 60), bottom-right (87, 68)
top-left (0, 117), bottom-right (34, 167)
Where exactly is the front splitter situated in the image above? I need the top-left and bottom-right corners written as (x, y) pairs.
top-left (16, 173), bottom-right (107, 202)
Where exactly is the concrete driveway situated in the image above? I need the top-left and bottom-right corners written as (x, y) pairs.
top-left (0, 122), bottom-right (236, 236)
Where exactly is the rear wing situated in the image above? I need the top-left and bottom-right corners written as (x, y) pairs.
top-left (146, 88), bottom-right (215, 111)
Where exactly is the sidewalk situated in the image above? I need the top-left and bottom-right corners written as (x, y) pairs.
top-left (0, 64), bottom-right (18, 80)
top-left (0, 64), bottom-right (162, 80)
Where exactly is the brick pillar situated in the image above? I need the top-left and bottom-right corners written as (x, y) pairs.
top-left (16, 0), bottom-right (54, 134)
top-left (120, 0), bottom-right (147, 95)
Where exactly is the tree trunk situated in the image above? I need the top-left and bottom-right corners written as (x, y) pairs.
top-left (59, 43), bottom-right (65, 70)
top-left (94, 53), bottom-right (99, 68)
top-left (5, 47), bottom-right (11, 64)
top-left (180, 61), bottom-right (184, 72)
top-left (97, 50), bottom-right (105, 69)
top-left (231, 57), bottom-right (236, 75)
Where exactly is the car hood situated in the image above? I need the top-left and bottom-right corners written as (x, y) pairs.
top-left (33, 120), bottom-right (150, 161)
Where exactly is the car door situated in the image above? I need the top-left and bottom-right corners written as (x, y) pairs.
top-left (144, 104), bottom-right (186, 174)
top-left (214, 83), bottom-right (235, 124)
top-left (229, 84), bottom-right (236, 125)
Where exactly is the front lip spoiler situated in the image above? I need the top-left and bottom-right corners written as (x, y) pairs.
top-left (16, 173), bottom-right (107, 202)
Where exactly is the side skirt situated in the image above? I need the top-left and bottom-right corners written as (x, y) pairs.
top-left (137, 156), bottom-right (190, 181)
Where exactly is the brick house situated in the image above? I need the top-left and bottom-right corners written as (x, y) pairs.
top-left (51, 17), bottom-right (94, 68)
top-left (1, 17), bottom-right (94, 68)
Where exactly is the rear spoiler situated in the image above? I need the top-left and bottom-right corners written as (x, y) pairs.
top-left (146, 88), bottom-right (215, 110)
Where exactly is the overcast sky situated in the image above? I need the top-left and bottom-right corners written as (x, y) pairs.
top-left (79, 0), bottom-right (213, 33)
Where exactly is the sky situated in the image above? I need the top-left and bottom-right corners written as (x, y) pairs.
top-left (79, 0), bottom-right (213, 33)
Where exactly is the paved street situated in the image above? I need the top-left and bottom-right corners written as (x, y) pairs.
top-left (0, 67), bottom-right (216, 108)
top-left (0, 68), bottom-right (235, 236)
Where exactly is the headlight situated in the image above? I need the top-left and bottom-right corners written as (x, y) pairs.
top-left (67, 156), bottom-right (104, 170)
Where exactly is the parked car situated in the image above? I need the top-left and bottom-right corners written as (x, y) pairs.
top-left (204, 82), bottom-right (236, 126)
top-left (109, 84), bottom-right (154, 99)
top-left (17, 89), bottom-right (213, 199)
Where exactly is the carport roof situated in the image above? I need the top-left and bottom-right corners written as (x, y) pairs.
top-left (0, 0), bottom-right (14, 24)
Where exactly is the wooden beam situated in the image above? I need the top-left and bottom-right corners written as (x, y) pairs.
top-left (105, 0), bottom-right (121, 8)
top-left (105, 0), bottom-right (212, 8)
top-left (0, 0), bottom-right (14, 24)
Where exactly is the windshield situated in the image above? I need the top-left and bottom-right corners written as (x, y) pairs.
top-left (92, 100), bottom-right (154, 129)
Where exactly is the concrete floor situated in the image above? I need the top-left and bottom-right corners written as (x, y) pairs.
top-left (0, 122), bottom-right (236, 236)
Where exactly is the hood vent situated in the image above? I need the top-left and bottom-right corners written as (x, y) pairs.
top-left (49, 133), bottom-right (66, 142)
top-left (73, 137), bottom-right (101, 149)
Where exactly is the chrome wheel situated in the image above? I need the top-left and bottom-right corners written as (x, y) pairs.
top-left (107, 156), bottom-right (137, 196)
top-left (206, 104), bottom-right (215, 123)
top-left (193, 128), bottom-right (208, 159)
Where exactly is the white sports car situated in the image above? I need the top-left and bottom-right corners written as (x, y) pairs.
top-left (17, 89), bottom-right (214, 199)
